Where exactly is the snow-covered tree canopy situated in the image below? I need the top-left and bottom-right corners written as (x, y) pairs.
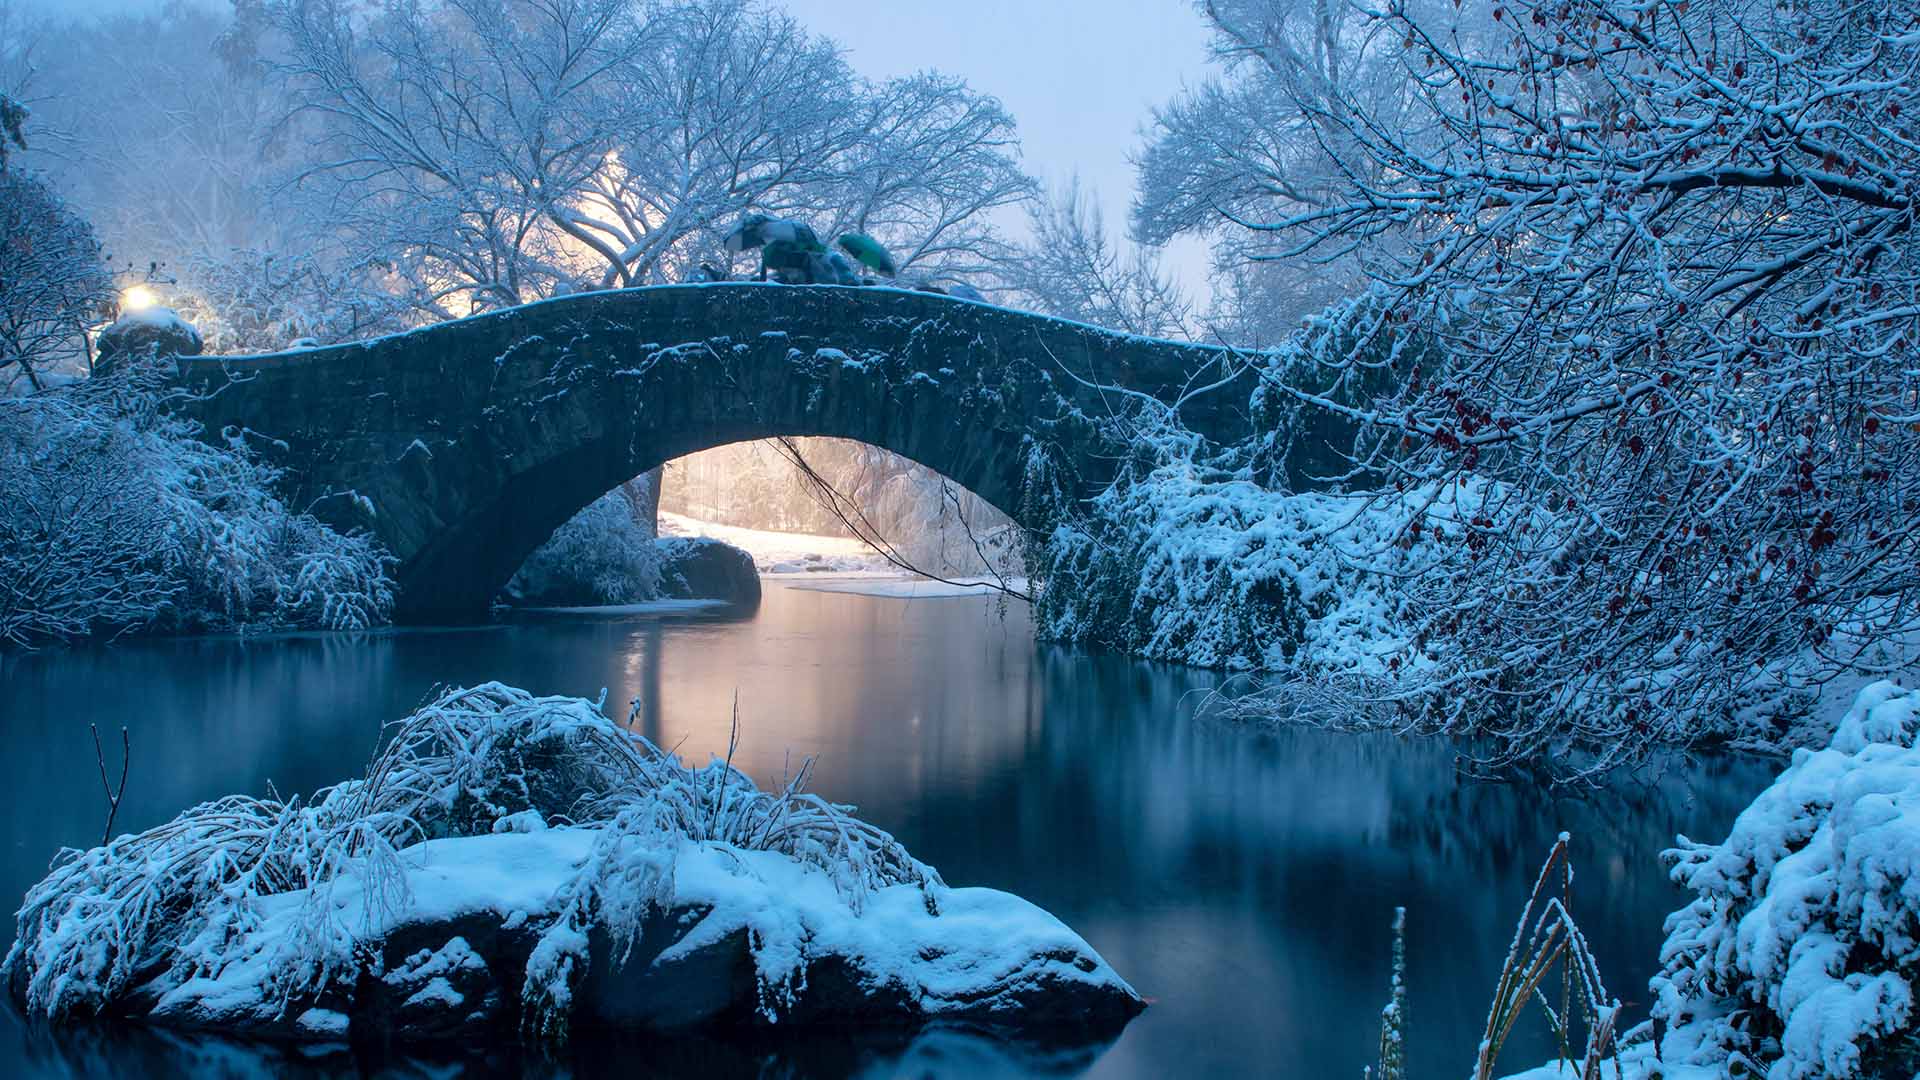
top-left (0, 170), bottom-right (111, 391)
top-left (1245, 0), bottom-right (1920, 761)
top-left (1002, 178), bottom-right (1192, 338)
top-left (1133, 0), bottom-right (1488, 335)
top-left (269, 0), bottom-right (1033, 314)
top-left (0, 0), bottom-right (1030, 348)
top-left (0, 0), bottom-right (417, 353)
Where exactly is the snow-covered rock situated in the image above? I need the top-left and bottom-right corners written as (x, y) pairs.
top-left (4, 683), bottom-right (1139, 1049)
top-left (111, 829), bottom-right (1137, 1044)
top-left (656, 536), bottom-right (760, 607)
top-left (94, 306), bottom-right (204, 373)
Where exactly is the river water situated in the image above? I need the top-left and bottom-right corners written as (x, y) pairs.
top-left (0, 578), bottom-right (1774, 1078)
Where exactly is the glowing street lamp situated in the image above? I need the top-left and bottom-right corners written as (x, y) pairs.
top-left (120, 284), bottom-right (158, 312)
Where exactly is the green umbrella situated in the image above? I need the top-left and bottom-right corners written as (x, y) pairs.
top-left (835, 232), bottom-right (897, 277)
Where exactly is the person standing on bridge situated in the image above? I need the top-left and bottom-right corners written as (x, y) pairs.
top-left (722, 214), bottom-right (903, 288)
top-left (723, 214), bottom-right (826, 283)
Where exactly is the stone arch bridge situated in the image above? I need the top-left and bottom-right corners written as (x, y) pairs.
top-left (180, 284), bottom-right (1258, 622)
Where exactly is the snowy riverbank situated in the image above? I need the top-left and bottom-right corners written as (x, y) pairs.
top-left (658, 512), bottom-right (894, 574)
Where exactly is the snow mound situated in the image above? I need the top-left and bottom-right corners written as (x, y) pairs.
top-left (1506, 683), bottom-right (1920, 1080)
top-left (4, 683), bottom-right (1140, 1047)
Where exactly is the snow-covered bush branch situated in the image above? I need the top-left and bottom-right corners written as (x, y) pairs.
top-left (1648, 681), bottom-right (1920, 1078)
top-left (0, 367), bottom-right (394, 648)
top-left (1501, 682), bottom-right (1920, 1079)
top-left (1206, 0), bottom-right (1920, 762)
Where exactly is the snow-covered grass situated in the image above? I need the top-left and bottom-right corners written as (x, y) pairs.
top-left (1501, 683), bottom-right (1920, 1080)
top-left (0, 371), bottom-right (394, 648)
top-left (4, 682), bottom-right (948, 1038)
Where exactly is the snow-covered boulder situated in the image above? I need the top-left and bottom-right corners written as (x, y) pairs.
top-left (658, 536), bottom-right (761, 607)
top-left (109, 830), bottom-right (1135, 1045)
top-left (1506, 683), bottom-right (1920, 1080)
top-left (4, 684), bottom-right (1138, 1049)
top-left (94, 306), bottom-right (204, 374)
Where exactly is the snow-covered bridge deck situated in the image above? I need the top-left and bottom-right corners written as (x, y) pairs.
top-left (179, 283), bottom-right (1255, 622)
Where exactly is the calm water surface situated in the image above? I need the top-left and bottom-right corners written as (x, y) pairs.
top-left (0, 580), bottom-right (1774, 1078)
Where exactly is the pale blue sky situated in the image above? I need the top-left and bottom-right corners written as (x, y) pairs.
top-left (779, 0), bottom-right (1215, 188)
top-left (775, 1), bottom-right (1216, 290)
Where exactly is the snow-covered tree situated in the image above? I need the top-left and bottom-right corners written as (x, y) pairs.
top-left (1134, 0), bottom-right (1478, 337)
top-left (270, 0), bottom-right (1031, 310)
top-left (3, 1), bottom-right (409, 353)
top-left (1003, 178), bottom-right (1191, 338)
top-left (820, 70), bottom-right (1033, 278)
top-left (269, 0), bottom-right (647, 313)
top-left (0, 3), bottom-right (115, 391)
top-left (1251, 0), bottom-right (1920, 765)
top-left (0, 170), bottom-right (112, 391)
top-left (39, 2), bottom-right (294, 262)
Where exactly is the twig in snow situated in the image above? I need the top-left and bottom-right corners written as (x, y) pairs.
top-left (90, 722), bottom-right (130, 847)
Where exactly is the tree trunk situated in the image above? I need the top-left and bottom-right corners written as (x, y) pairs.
top-left (620, 467), bottom-right (662, 539)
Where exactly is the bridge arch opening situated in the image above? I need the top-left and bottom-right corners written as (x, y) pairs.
top-left (499, 437), bottom-right (1028, 612)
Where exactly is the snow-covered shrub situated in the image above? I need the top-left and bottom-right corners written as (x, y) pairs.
top-left (0, 391), bottom-right (180, 645)
top-left (0, 370), bottom-right (394, 647)
top-left (1646, 683), bottom-right (1920, 1079)
top-left (4, 683), bottom-right (939, 1033)
top-left (504, 490), bottom-right (664, 606)
top-left (1034, 463), bottom-right (1466, 674)
top-left (268, 516), bottom-right (396, 631)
